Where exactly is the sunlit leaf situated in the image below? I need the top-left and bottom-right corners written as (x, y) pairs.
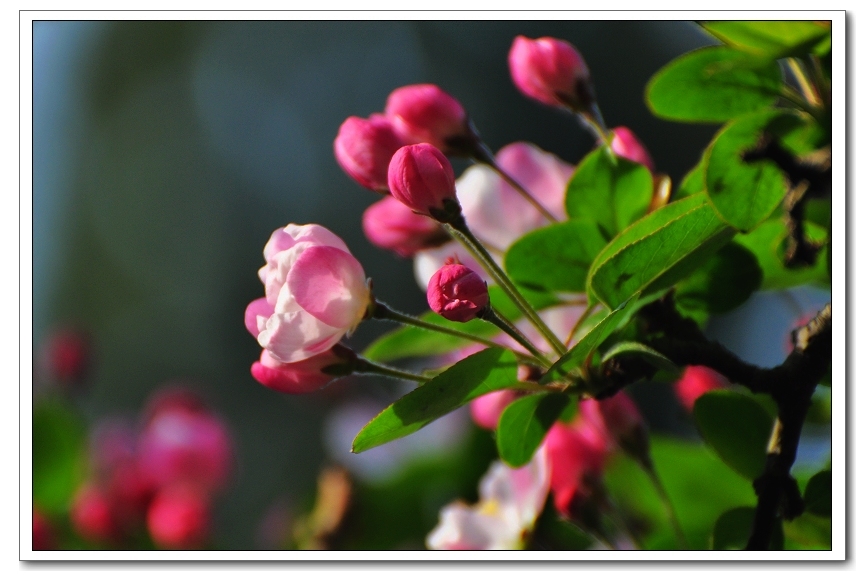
top-left (700, 21), bottom-right (831, 58)
top-left (496, 392), bottom-right (570, 468)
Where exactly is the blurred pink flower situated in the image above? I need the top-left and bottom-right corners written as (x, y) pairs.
top-left (384, 84), bottom-right (468, 154)
top-left (508, 36), bottom-right (591, 110)
top-left (470, 390), bottom-right (519, 431)
top-left (674, 365), bottom-right (730, 411)
top-left (362, 195), bottom-right (445, 257)
top-left (334, 114), bottom-right (405, 194)
top-left (608, 126), bottom-right (654, 172)
top-left (146, 484), bottom-right (210, 550)
top-left (32, 508), bottom-right (56, 550)
top-left (427, 448), bottom-right (550, 550)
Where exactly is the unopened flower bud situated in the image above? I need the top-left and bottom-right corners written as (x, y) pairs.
top-left (334, 114), bottom-right (405, 193)
top-left (427, 263), bottom-right (489, 323)
top-left (251, 346), bottom-right (356, 395)
top-left (675, 365), bottom-right (730, 411)
top-left (362, 195), bottom-right (447, 257)
top-left (384, 84), bottom-right (471, 154)
top-left (508, 35), bottom-right (594, 112)
top-left (608, 126), bottom-right (655, 172)
top-left (388, 143), bottom-right (458, 219)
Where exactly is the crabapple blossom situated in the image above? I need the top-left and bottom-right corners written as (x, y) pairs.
top-left (544, 418), bottom-right (609, 519)
top-left (41, 326), bottom-right (91, 386)
top-left (426, 447), bottom-right (550, 550)
top-left (470, 390), bottom-right (519, 431)
top-left (334, 114), bottom-right (406, 194)
top-left (508, 35), bottom-right (593, 111)
top-left (674, 365), bottom-right (730, 411)
top-left (32, 509), bottom-right (56, 550)
top-left (384, 84), bottom-right (470, 154)
top-left (362, 195), bottom-right (446, 257)
top-left (427, 263), bottom-right (489, 322)
top-left (579, 392), bottom-right (650, 465)
top-left (387, 143), bottom-right (457, 218)
top-left (249, 224), bottom-right (371, 364)
top-left (70, 484), bottom-right (120, 544)
top-left (146, 484), bottom-right (210, 550)
top-left (250, 346), bottom-right (354, 394)
top-left (608, 126), bottom-right (655, 172)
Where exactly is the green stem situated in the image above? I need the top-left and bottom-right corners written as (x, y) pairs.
top-left (372, 301), bottom-right (503, 351)
top-left (354, 357), bottom-right (429, 383)
top-left (444, 222), bottom-right (568, 356)
top-left (576, 106), bottom-right (609, 144)
top-left (565, 302), bottom-right (601, 348)
top-left (471, 143), bottom-right (558, 224)
top-left (478, 307), bottom-right (552, 367)
top-left (780, 85), bottom-right (822, 120)
top-left (645, 466), bottom-right (688, 550)
top-left (787, 58), bottom-right (820, 106)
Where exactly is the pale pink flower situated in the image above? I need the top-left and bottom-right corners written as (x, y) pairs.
top-left (508, 35), bottom-right (592, 110)
top-left (470, 390), bottom-right (519, 431)
top-left (384, 84), bottom-right (468, 153)
top-left (249, 224), bottom-right (371, 364)
top-left (427, 448), bottom-right (550, 550)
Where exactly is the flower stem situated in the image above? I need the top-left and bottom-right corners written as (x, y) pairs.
top-left (787, 57), bottom-right (821, 106)
top-left (478, 306), bottom-right (552, 367)
top-left (471, 143), bottom-right (559, 224)
top-left (444, 221), bottom-right (568, 356)
top-left (372, 301), bottom-right (501, 350)
top-left (644, 465), bottom-right (688, 550)
top-left (354, 357), bottom-right (429, 383)
top-left (576, 105), bottom-right (609, 143)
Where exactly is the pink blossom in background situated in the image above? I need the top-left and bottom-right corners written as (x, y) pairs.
top-left (544, 419), bottom-right (609, 519)
top-left (579, 392), bottom-right (648, 459)
top-left (70, 484), bottom-right (121, 544)
top-left (384, 84), bottom-right (468, 153)
top-left (470, 390), bottom-right (519, 431)
top-left (249, 223), bottom-right (371, 364)
top-left (32, 509), bottom-right (56, 550)
top-left (608, 126), bottom-right (655, 172)
top-left (426, 448), bottom-right (550, 550)
top-left (427, 263), bottom-right (489, 322)
top-left (146, 484), bottom-right (210, 550)
top-left (362, 195), bottom-right (446, 257)
top-left (250, 347), bottom-right (351, 394)
top-left (137, 391), bottom-right (233, 495)
top-left (674, 365), bottom-right (730, 411)
top-left (41, 327), bottom-right (91, 386)
top-left (508, 35), bottom-right (591, 110)
top-left (333, 114), bottom-right (406, 194)
top-left (387, 143), bottom-right (457, 217)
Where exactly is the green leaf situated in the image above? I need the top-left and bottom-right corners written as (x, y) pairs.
top-left (540, 301), bottom-right (634, 384)
top-left (496, 392), bottom-right (570, 467)
top-left (565, 147), bottom-right (654, 239)
top-left (675, 156), bottom-right (707, 201)
top-left (588, 194), bottom-right (735, 310)
top-left (803, 470), bottom-right (831, 517)
top-left (352, 348), bottom-right (518, 453)
top-left (712, 506), bottom-right (783, 549)
top-left (676, 242), bottom-right (763, 316)
top-left (700, 21), bottom-right (831, 58)
top-left (736, 219), bottom-right (830, 289)
top-left (33, 399), bottom-right (88, 514)
top-left (363, 287), bottom-right (558, 363)
top-left (705, 110), bottom-right (802, 232)
top-left (606, 436), bottom-right (756, 550)
top-left (645, 46), bottom-right (782, 123)
top-left (784, 512), bottom-right (832, 549)
top-left (601, 341), bottom-right (678, 373)
top-left (693, 390), bottom-right (774, 480)
top-left (504, 221), bottom-right (607, 293)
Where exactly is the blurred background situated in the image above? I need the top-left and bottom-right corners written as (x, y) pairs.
top-left (31, 20), bottom-right (830, 550)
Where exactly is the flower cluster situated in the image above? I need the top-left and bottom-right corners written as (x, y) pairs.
top-left (68, 387), bottom-right (233, 549)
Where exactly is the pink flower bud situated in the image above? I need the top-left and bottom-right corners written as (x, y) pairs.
top-left (675, 365), bottom-right (730, 411)
top-left (70, 484), bottom-right (120, 544)
top-left (251, 224), bottom-right (371, 364)
top-left (146, 485), bottom-right (210, 550)
top-left (427, 263), bottom-right (489, 323)
top-left (608, 126), bottom-right (655, 172)
top-left (388, 143), bottom-right (457, 218)
top-left (508, 35), bottom-right (592, 111)
top-left (470, 390), bottom-right (519, 430)
top-left (251, 346), bottom-right (354, 394)
top-left (384, 84), bottom-right (469, 153)
top-left (334, 114), bottom-right (405, 193)
top-left (362, 195), bottom-right (446, 257)
top-left (41, 327), bottom-right (91, 386)
top-left (33, 508), bottom-right (57, 550)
